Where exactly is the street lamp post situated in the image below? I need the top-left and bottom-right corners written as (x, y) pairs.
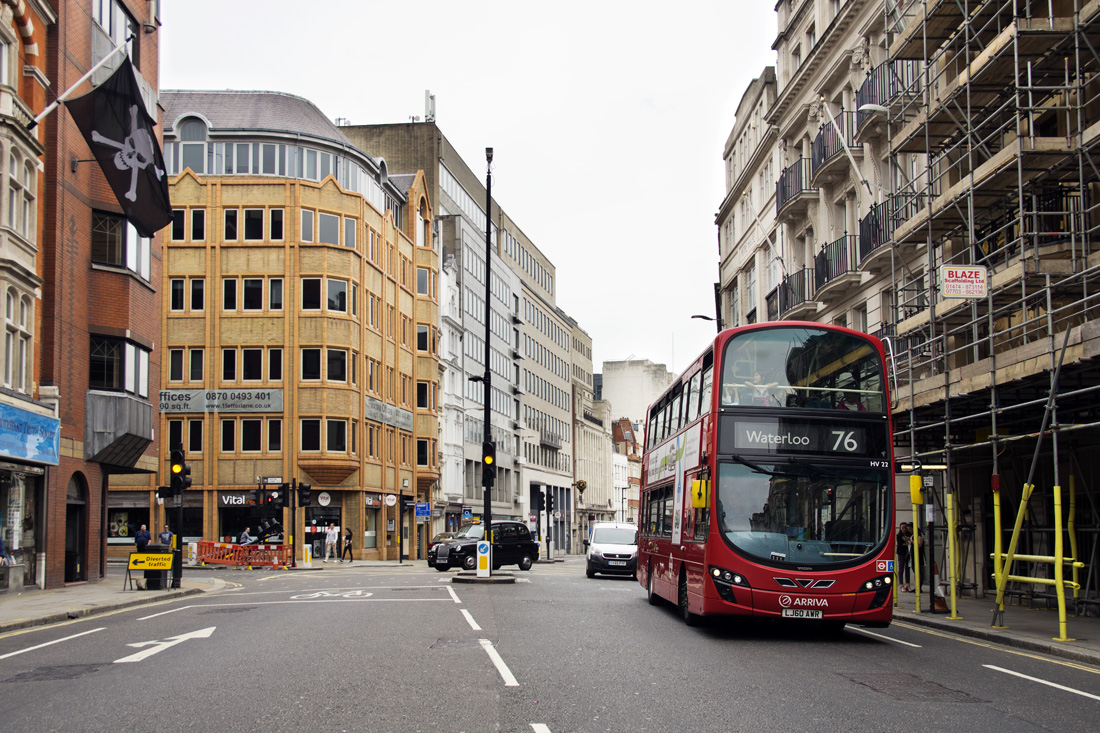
top-left (482, 147), bottom-right (494, 573)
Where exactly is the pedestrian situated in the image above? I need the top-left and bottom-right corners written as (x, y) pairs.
top-left (134, 524), bottom-right (151, 553)
top-left (323, 523), bottom-right (338, 562)
top-left (340, 527), bottom-right (353, 563)
top-left (896, 522), bottom-right (912, 591)
top-left (159, 524), bottom-right (173, 546)
top-left (239, 526), bottom-right (253, 545)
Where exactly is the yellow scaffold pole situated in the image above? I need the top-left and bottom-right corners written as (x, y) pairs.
top-left (1052, 482), bottom-right (1074, 641)
top-left (946, 491), bottom-right (961, 619)
top-left (910, 475), bottom-right (922, 614)
top-left (993, 482), bottom-right (1033, 628)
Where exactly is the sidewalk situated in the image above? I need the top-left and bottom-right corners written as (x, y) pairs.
top-left (892, 590), bottom-right (1100, 666)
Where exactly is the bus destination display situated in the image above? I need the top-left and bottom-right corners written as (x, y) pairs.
top-left (720, 416), bottom-right (883, 459)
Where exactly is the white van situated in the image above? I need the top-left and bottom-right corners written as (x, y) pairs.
top-left (583, 522), bottom-right (638, 578)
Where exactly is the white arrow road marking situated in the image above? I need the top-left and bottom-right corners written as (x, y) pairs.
top-left (530, 725), bottom-right (552, 732)
top-left (114, 626), bottom-right (216, 663)
top-left (984, 664), bottom-right (1100, 702)
top-left (480, 638), bottom-right (519, 686)
top-left (0, 628), bottom-right (105, 660)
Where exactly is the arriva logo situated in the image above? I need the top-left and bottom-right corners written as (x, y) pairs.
top-left (778, 595), bottom-right (829, 608)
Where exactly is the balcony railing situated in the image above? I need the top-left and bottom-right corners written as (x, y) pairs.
top-left (810, 111), bottom-right (858, 180)
top-left (814, 236), bottom-right (857, 292)
top-left (855, 60), bottom-right (922, 129)
top-left (776, 158), bottom-right (815, 214)
top-left (859, 200), bottom-right (895, 261)
top-left (779, 267), bottom-right (814, 315)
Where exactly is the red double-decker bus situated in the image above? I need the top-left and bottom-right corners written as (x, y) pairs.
top-left (638, 322), bottom-right (895, 631)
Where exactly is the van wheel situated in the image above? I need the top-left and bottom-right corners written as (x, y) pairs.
top-left (518, 554), bottom-right (533, 571)
top-left (679, 572), bottom-right (701, 627)
top-left (586, 567), bottom-right (595, 578)
top-left (647, 566), bottom-right (662, 606)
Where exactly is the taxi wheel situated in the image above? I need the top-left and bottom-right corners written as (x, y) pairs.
top-left (462, 555), bottom-right (476, 571)
top-left (434, 565), bottom-right (449, 572)
top-left (518, 554), bottom-right (533, 571)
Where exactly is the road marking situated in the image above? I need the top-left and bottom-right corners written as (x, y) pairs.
top-left (480, 638), bottom-right (519, 686)
top-left (114, 626), bottom-right (216, 663)
top-left (531, 725), bottom-right (551, 732)
top-left (0, 627), bottom-right (105, 660)
top-left (893, 621), bottom-right (1100, 675)
top-left (461, 610), bottom-right (481, 630)
top-left (290, 590), bottom-right (374, 599)
top-left (447, 586), bottom-right (461, 604)
top-left (850, 627), bottom-right (922, 647)
top-left (984, 664), bottom-right (1100, 702)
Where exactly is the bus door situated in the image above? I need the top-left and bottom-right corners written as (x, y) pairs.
top-left (644, 484), bottom-right (675, 598)
top-left (679, 469), bottom-right (708, 598)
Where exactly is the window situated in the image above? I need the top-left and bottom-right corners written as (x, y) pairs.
top-left (417, 267), bottom-right (430, 296)
top-left (270, 279), bottom-right (283, 310)
top-left (243, 279), bottom-right (263, 310)
top-left (191, 279), bottom-right (205, 311)
top-left (344, 218), bottom-right (356, 249)
top-left (327, 419), bottom-right (347, 452)
top-left (241, 419), bottom-right (262, 452)
top-left (221, 419), bottom-right (235, 452)
top-left (417, 439), bottom-right (430, 466)
top-left (318, 213), bottom-right (340, 245)
top-left (8, 153), bottom-right (35, 242)
top-left (178, 118), bottom-right (207, 174)
top-left (189, 349), bottom-right (204, 381)
top-left (89, 335), bottom-right (150, 397)
top-left (269, 348), bottom-right (282, 380)
top-left (301, 278), bottom-right (321, 310)
top-left (187, 419), bottom-right (203, 452)
top-left (270, 209), bottom-right (284, 240)
top-left (222, 349), bottom-right (236, 381)
top-left (301, 210), bottom-right (314, 242)
top-left (224, 209), bottom-right (238, 240)
top-left (242, 348), bottom-right (263, 380)
top-left (417, 324), bottom-right (429, 352)
top-left (301, 348), bottom-right (322, 380)
top-left (171, 210), bottom-right (185, 241)
top-left (327, 349), bottom-right (347, 382)
top-left (301, 419), bottom-right (321, 451)
top-left (168, 349), bottom-right (184, 381)
top-left (92, 212), bottom-right (150, 280)
top-left (244, 209), bottom-right (264, 240)
top-left (327, 280), bottom-right (347, 312)
top-left (268, 419), bottom-right (282, 452)
top-left (417, 381), bottom-right (429, 409)
top-left (223, 279), bottom-right (237, 311)
top-left (191, 210), bottom-right (205, 241)
top-left (170, 279), bottom-right (185, 311)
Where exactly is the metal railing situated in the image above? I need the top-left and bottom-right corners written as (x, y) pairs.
top-left (859, 200), bottom-right (895, 261)
top-left (776, 158), bottom-right (815, 213)
top-left (814, 235), bottom-right (856, 292)
top-left (811, 111), bottom-right (858, 180)
top-left (779, 267), bottom-right (814, 315)
top-left (856, 60), bottom-right (922, 129)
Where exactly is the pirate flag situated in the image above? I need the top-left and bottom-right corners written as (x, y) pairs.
top-left (66, 57), bottom-right (172, 237)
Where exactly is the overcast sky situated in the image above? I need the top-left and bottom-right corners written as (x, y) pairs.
top-left (160, 1), bottom-right (778, 375)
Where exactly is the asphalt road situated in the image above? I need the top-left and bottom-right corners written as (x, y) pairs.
top-left (1, 557), bottom-right (1098, 732)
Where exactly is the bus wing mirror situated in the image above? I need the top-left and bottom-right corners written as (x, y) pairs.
top-left (691, 480), bottom-right (709, 509)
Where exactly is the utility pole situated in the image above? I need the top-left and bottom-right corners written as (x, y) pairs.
top-left (482, 147), bottom-right (494, 571)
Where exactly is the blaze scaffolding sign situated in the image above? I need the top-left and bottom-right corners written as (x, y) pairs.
top-left (940, 265), bottom-right (988, 298)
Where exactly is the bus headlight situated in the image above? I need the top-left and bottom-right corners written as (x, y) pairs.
top-left (709, 565), bottom-right (749, 603)
top-left (859, 574), bottom-right (893, 609)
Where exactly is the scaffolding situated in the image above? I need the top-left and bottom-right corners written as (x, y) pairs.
top-left (880, 0), bottom-right (1100, 614)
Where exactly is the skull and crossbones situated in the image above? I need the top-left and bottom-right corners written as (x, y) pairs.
top-left (91, 104), bottom-right (165, 202)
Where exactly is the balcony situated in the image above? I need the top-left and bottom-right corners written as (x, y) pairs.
top-left (813, 235), bottom-right (861, 299)
top-left (811, 111), bottom-right (860, 185)
top-left (85, 391), bottom-right (153, 468)
top-left (776, 158), bottom-right (816, 222)
top-left (859, 200), bottom-right (895, 272)
top-left (855, 60), bottom-right (922, 140)
top-left (779, 267), bottom-right (817, 320)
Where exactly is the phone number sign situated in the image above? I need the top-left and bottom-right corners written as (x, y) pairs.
top-left (159, 389), bottom-right (284, 413)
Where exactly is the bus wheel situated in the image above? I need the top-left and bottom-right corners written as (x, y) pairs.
top-left (679, 572), bottom-right (701, 627)
top-left (647, 566), bottom-right (662, 606)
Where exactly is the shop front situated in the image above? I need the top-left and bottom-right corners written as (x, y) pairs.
top-left (218, 491), bottom-right (269, 543)
top-left (107, 491), bottom-right (151, 557)
top-left (302, 489), bottom-right (342, 560)
top-left (0, 399), bottom-right (60, 591)
top-left (364, 493), bottom-right (381, 556)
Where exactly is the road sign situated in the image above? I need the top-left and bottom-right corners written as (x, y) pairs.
top-left (127, 553), bottom-right (174, 571)
top-left (462, 508), bottom-right (472, 520)
top-left (414, 501), bottom-right (430, 518)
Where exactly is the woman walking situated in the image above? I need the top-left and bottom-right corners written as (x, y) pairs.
top-left (340, 526), bottom-right (354, 563)
top-left (896, 522), bottom-right (913, 592)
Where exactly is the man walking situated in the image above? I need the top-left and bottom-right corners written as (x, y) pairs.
top-left (324, 523), bottom-right (339, 562)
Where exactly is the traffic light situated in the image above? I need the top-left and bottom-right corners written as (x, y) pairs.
top-left (169, 448), bottom-right (189, 494)
top-left (535, 491), bottom-right (545, 512)
top-left (481, 440), bottom-right (496, 482)
top-left (546, 492), bottom-right (554, 513)
top-left (298, 482), bottom-right (312, 506)
top-left (279, 482), bottom-right (292, 509)
top-left (253, 485), bottom-right (264, 505)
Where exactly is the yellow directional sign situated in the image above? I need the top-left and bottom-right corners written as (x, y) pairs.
top-left (128, 553), bottom-right (174, 570)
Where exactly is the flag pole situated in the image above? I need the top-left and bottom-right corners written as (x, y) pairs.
top-left (27, 36), bottom-right (133, 130)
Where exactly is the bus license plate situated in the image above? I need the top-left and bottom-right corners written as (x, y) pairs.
top-left (782, 608), bottom-right (823, 619)
top-left (609, 560), bottom-right (627, 566)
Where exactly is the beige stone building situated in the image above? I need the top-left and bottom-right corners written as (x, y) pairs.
top-left (720, 0), bottom-right (1100, 600)
top-left (112, 90), bottom-right (440, 561)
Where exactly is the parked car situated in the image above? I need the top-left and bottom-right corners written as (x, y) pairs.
top-left (584, 522), bottom-right (638, 578)
top-left (427, 532), bottom-right (455, 552)
top-left (427, 521), bottom-right (537, 571)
